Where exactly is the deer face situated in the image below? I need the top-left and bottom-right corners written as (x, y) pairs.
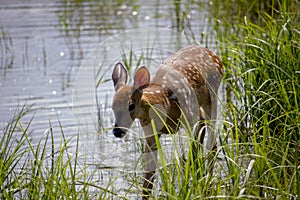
top-left (111, 85), bottom-right (142, 137)
top-left (111, 63), bottom-right (150, 138)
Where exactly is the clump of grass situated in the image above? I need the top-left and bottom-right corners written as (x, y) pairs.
top-left (0, 105), bottom-right (112, 199)
top-left (0, 106), bottom-right (31, 198)
top-left (207, 0), bottom-right (299, 198)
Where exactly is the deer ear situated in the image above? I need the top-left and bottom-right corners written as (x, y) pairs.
top-left (133, 66), bottom-right (150, 90)
top-left (112, 62), bottom-right (128, 91)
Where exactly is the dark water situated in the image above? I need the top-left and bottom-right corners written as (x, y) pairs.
top-left (0, 0), bottom-right (217, 197)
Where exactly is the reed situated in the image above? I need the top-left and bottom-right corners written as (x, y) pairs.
top-left (208, 0), bottom-right (299, 198)
top-left (0, 105), bottom-right (106, 199)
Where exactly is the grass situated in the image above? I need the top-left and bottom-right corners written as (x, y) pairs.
top-left (208, 0), bottom-right (299, 198)
top-left (0, 105), bottom-right (103, 199)
top-left (1, 0), bottom-right (299, 199)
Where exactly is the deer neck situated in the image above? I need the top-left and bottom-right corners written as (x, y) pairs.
top-left (142, 83), bottom-right (172, 107)
top-left (136, 84), bottom-right (174, 127)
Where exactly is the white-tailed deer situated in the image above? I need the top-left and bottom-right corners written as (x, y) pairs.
top-left (111, 45), bottom-right (223, 198)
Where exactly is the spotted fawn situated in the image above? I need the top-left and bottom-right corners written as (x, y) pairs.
top-left (111, 45), bottom-right (223, 198)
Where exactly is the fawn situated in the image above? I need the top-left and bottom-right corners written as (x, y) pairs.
top-left (111, 45), bottom-right (223, 198)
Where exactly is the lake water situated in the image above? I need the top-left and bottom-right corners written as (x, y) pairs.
top-left (0, 0), bottom-right (220, 198)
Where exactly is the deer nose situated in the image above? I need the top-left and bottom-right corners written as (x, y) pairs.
top-left (113, 125), bottom-right (126, 138)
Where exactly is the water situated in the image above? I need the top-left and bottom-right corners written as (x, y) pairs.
top-left (0, 0), bottom-right (217, 198)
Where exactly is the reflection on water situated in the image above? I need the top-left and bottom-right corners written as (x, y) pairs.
top-left (0, 0), bottom-right (215, 198)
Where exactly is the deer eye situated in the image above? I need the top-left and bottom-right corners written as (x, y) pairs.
top-left (129, 102), bottom-right (136, 112)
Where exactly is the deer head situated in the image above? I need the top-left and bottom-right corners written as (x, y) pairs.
top-left (111, 62), bottom-right (150, 138)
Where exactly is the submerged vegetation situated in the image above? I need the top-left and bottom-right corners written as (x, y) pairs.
top-left (1, 0), bottom-right (299, 199)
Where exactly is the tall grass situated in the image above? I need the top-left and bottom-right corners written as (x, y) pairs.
top-left (209, 0), bottom-right (299, 198)
top-left (0, 106), bottom-right (106, 199)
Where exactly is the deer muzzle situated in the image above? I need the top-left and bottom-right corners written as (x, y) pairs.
top-left (113, 124), bottom-right (126, 138)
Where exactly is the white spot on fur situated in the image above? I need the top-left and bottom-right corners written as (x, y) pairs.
top-left (145, 91), bottom-right (155, 94)
top-left (185, 99), bottom-right (189, 106)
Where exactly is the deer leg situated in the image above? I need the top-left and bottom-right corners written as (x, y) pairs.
top-left (193, 103), bottom-right (218, 173)
top-left (142, 133), bottom-right (160, 199)
top-left (142, 170), bottom-right (155, 199)
top-left (191, 107), bottom-right (207, 169)
top-left (201, 98), bottom-right (218, 174)
top-left (205, 95), bottom-right (217, 152)
top-left (194, 107), bottom-right (208, 145)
